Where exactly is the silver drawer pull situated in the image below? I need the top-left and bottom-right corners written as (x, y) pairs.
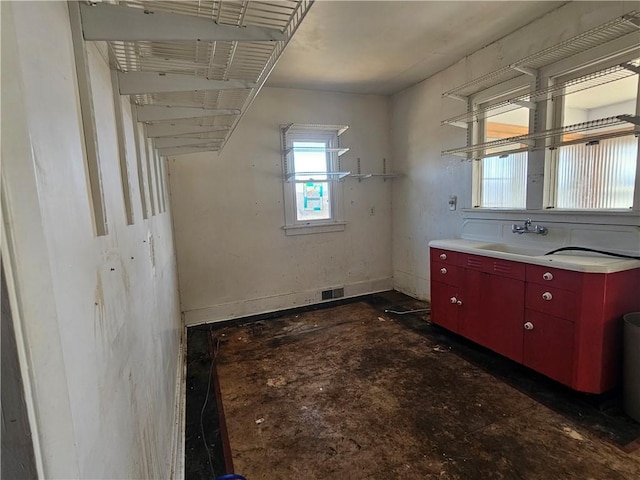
top-left (542, 272), bottom-right (553, 281)
top-left (440, 267), bottom-right (447, 274)
top-left (524, 322), bottom-right (534, 330)
top-left (542, 292), bottom-right (553, 301)
top-left (439, 253), bottom-right (447, 260)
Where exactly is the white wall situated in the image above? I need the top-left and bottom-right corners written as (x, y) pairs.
top-left (588, 99), bottom-right (637, 120)
top-left (565, 107), bottom-right (588, 125)
top-left (1, 2), bottom-right (182, 478)
top-left (390, 1), bottom-right (638, 300)
top-left (168, 87), bottom-right (393, 325)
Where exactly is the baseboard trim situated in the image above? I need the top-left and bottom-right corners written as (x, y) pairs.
top-left (169, 324), bottom-right (187, 479)
top-left (393, 269), bottom-right (429, 301)
top-left (184, 277), bottom-right (393, 326)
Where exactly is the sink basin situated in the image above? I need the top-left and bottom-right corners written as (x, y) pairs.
top-left (474, 243), bottom-right (547, 256)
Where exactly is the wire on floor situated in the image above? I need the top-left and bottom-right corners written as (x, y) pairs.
top-left (384, 308), bottom-right (431, 315)
top-left (201, 330), bottom-right (221, 479)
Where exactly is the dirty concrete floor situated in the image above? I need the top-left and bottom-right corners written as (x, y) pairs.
top-left (197, 292), bottom-right (640, 479)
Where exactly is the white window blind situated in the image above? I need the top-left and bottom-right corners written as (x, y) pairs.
top-left (555, 136), bottom-right (638, 209)
top-left (480, 152), bottom-right (528, 208)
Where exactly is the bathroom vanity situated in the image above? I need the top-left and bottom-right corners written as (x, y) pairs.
top-left (428, 238), bottom-right (640, 394)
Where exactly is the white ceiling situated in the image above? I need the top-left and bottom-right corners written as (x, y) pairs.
top-left (267, 0), bottom-right (568, 95)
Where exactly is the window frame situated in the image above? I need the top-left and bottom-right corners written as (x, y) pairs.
top-left (468, 45), bottom-right (640, 213)
top-left (281, 126), bottom-right (346, 235)
top-left (543, 54), bottom-right (640, 211)
top-left (471, 83), bottom-right (533, 209)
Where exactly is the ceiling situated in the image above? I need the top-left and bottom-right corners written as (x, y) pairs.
top-left (267, 0), bottom-right (568, 95)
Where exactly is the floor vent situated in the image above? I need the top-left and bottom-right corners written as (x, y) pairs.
top-left (322, 288), bottom-right (345, 300)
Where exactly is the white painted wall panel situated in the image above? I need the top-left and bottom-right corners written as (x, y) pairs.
top-left (2, 2), bottom-right (182, 478)
top-left (168, 87), bottom-right (393, 324)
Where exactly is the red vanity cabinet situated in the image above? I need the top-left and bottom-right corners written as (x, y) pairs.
top-left (429, 247), bottom-right (640, 394)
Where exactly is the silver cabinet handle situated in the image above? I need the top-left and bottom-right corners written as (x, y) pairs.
top-left (450, 296), bottom-right (457, 304)
top-left (456, 300), bottom-right (463, 306)
top-left (524, 322), bottom-right (534, 330)
top-left (439, 253), bottom-right (447, 260)
top-left (543, 272), bottom-right (553, 281)
top-left (440, 267), bottom-right (447, 274)
top-left (542, 292), bottom-right (553, 301)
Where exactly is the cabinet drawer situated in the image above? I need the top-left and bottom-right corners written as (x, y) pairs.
top-left (430, 248), bottom-right (458, 265)
top-left (526, 264), bottom-right (581, 292)
top-left (431, 261), bottom-right (460, 287)
top-left (525, 284), bottom-right (577, 320)
top-left (459, 253), bottom-right (525, 280)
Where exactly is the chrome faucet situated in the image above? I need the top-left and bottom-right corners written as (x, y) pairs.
top-left (512, 218), bottom-right (548, 235)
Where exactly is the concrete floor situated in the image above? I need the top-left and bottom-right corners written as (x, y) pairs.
top-left (203, 292), bottom-right (640, 479)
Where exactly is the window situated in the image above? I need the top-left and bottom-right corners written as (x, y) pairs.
top-left (445, 13), bottom-right (640, 213)
top-left (555, 136), bottom-right (637, 209)
top-left (547, 61), bottom-right (639, 210)
top-left (291, 139), bottom-right (333, 221)
top-left (479, 152), bottom-right (528, 209)
top-left (474, 93), bottom-right (530, 208)
top-left (281, 125), bottom-right (347, 235)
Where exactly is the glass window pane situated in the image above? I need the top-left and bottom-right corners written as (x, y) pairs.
top-left (556, 136), bottom-right (637, 209)
top-left (293, 141), bottom-right (329, 180)
top-left (485, 106), bottom-right (529, 155)
top-left (295, 182), bottom-right (331, 221)
top-left (480, 152), bottom-right (527, 208)
top-left (562, 70), bottom-right (637, 140)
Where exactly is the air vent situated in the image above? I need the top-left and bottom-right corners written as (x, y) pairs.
top-left (321, 287), bottom-right (345, 300)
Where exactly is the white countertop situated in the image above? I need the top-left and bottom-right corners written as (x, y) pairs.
top-left (428, 239), bottom-right (640, 274)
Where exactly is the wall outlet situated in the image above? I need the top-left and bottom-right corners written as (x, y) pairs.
top-left (448, 195), bottom-right (457, 211)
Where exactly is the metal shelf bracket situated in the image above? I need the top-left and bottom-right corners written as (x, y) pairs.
top-left (509, 99), bottom-right (536, 110)
top-left (512, 65), bottom-right (537, 77)
top-left (443, 93), bottom-right (468, 102)
top-left (618, 114), bottom-right (640, 127)
top-left (621, 62), bottom-right (640, 75)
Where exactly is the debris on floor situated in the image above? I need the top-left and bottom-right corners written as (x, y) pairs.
top-left (266, 376), bottom-right (286, 387)
top-left (432, 345), bottom-right (451, 353)
top-left (186, 291), bottom-right (640, 479)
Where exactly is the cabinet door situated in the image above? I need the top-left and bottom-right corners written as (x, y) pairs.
top-left (484, 274), bottom-right (525, 363)
top-left (430, 281), bottom-right (459, 332)
top-left (523, 309), bottom-right (575, 387)
top-left (458, 268), bottom-right (487, 345)
top-left (459, 269), bottom-right (524, 362)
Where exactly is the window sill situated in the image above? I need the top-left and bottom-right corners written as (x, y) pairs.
top-left (462, 208), bottom-right (639, 226)
top-left (282, 221), bottom-right (347, 236)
